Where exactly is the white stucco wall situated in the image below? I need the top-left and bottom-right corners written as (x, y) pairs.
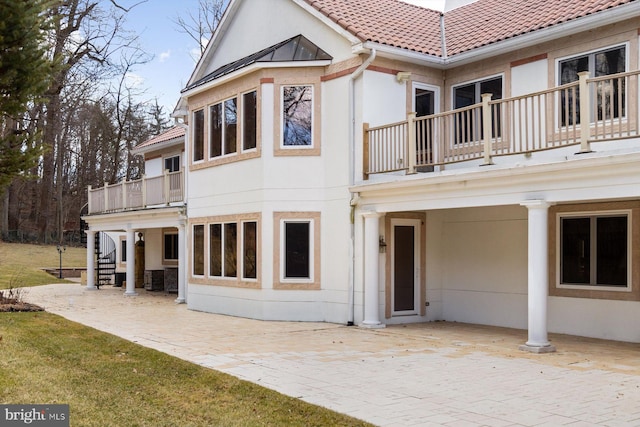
top-left (199, 0), bottom-right (354, 80)
top-left (186, 72), bottom-right (354, 323)
top-left (425, 206), bottom-right (529, 329)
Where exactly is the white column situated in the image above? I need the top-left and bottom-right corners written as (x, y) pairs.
top-left (85, 230), bottom-right (96, 290)
top-left (520, 200), bottom-right (555, 353)
top-left (361, 211), bottom-right (385, 328)
top-left (175, 220), bottom-right (186, 304)
top-left (124, 228), bottom-right (137, 296)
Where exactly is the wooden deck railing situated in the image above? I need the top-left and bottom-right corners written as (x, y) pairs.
top-left (87, 170), bottom-right (184, 214)
top-left (364, 70), bottom-right (640, 177)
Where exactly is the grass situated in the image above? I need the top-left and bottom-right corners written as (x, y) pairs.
top-left (0, 242), bottom-right (87, 289)
top-left (0, 312), bottom-right (371, 426)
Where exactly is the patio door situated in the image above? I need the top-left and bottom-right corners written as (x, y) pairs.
top-left (391, 219), bottom-right (421, 315)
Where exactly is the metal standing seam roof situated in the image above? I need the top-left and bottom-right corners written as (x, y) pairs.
top-left (183, 34), bottom-right (332, 92)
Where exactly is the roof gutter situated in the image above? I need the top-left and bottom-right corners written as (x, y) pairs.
top-left (347, 47), bottom-right (376, 326)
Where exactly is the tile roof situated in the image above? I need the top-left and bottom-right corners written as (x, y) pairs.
top-left (444, 0), bottom-right (636, 55)
top-left (133, 126), bottom-right (185, 152)
top-left (304, 0), bottom-right (443, 55)
top-left (302, 0), bottom-right (637, 57)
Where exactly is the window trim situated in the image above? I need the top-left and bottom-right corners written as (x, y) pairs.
top-left (556, 209), bottom-right (632, 292)
top-left (273, 212), bottom-right (321, 290)
top-left (548, 201), bottom-right (640, 302)
top-left (209, 96), bottom-right (238, 159)
top-left (280, 84), bottom-right (314, 149)
top-left (190, 214), bottom-right (261, 288)
top-left (192, 109), bottom-right (205, 163)
top-left (162, 228), bottom-right (179, 265)
top-left (163, 154), bottom-right (181, 173)
top-left (554, 42), bottom-right (629, 128)
top-left (242, 89), bottom-right (258, 153)
top-left (450, 73), bottom-right (504, 145)
top-left (411, 82), bottom-right (439, 117)
top-left (451, 73), bottom-right (504, 108)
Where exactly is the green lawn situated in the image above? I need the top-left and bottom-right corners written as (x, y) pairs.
top-left (0, 312), bottom-right (371, 426)
top-left (0, 242), bottom-right (87, 288)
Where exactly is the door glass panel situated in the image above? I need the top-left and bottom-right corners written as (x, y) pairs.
top-left (394, 225), bottom-right (415, 312)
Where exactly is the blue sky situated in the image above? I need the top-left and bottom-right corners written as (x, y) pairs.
top-left (119, 0), bottom-right (205, 117)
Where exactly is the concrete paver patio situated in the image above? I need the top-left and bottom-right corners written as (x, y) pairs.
top-left (23, 283), bottom-right (640, 426)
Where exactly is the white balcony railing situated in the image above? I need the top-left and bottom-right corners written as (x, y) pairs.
top-left (87, 170), bottom-right (184, 214)
top-left (364, 70), bottom-right (639, 177)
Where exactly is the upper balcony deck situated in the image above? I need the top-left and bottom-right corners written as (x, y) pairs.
top-left (87, 170), bottom-right (184, 215)
top-left (364, 70), bottom-right (640, 180)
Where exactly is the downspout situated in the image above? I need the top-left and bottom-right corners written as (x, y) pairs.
top-left (347, 48), bottom-right (376, 326)
top-left (175, 114), bottom-right (189, 304)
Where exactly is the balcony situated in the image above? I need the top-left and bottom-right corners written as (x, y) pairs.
top-left (87, 170), bottom-right (184, 215)
top-left (364, 70), bottom-right (639, 178)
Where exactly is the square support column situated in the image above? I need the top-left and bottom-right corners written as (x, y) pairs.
top-left (360, 211), bottom-right (385, 329)
top-left (85, 230), bottom-right (96, 290)
top-left (125, 228), bottom-right (138, 296)
top-left (520, 200), bottom-right (555, 353)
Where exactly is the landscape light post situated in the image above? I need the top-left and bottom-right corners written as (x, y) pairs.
top-left (56, 244), bottom-right (66, 279)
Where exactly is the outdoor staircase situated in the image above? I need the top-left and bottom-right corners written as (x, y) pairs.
top-left (95, 232), bottom-right (116, 289)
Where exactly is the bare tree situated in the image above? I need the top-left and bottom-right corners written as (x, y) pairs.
top-left (174, 0), bottom-right (227, 58)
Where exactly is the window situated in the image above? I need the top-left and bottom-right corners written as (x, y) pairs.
top-left (193, 225), bottom-right (204, 276)
top-left (413, 84), bottom-right (438, 166)
top-left (210, 98), bottom-right (237, 158)
top-left (193, 109), bottom-right (204, 162)
top-left (243, 91), bottom-right (257, 151)
top-left (453, 76), bottom-right (502, 143)
top-left (283, 220), bottom-right (312, 280)
top-left (274, 212), bottom-right (320, 289)
top-left (164, 156), bottom-right (180, 173)
top-left (559, 45), bottom-right (626, 125)
top-left (243, 221), bottom-right (257, 279)
top-left (559, 212), bottom-right (630, 288)
top-left (164, 231), bottom-right (178, 261)
top-left (209, 221), bottom-right (257, 279)
top-left (282, 85), bottom-right (313, 147)
top-left (121, 239), bottom-right (127, 263)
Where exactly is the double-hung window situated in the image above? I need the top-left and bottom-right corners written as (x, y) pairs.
top-left (282, 85), bottom-right (313, 147)
top-left (210, 98), bottom-right (237, 158)
top-left (559, 45), bottom-right (626, 125)
top-left (453, 76), bottom-right (502, 143)
top-left (559, 212), bottom-right (630, 289)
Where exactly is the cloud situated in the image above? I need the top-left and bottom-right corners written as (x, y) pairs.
top-left (159, 50), bottom-right (171, 63)
top-left (125, 72), bottom-right (144, 88)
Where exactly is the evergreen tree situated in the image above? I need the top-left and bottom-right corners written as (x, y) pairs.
top-left (0, 0), bottom-right (52, 189)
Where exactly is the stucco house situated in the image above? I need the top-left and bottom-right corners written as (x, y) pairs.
top-left (84, 0), bottom-right (640, 350)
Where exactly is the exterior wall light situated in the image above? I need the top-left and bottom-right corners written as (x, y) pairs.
top-left (379, 236), bottom-right (387, 253)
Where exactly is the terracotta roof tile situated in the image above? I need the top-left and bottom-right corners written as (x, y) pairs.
top-left (301, 0), bottom-right (636, 57)
top-left (445, 0), bottom-right (635, 55)
top-left (304, 0), bottom-right (443, 56)
top-left (133, 126), bottom-right (185, 151)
